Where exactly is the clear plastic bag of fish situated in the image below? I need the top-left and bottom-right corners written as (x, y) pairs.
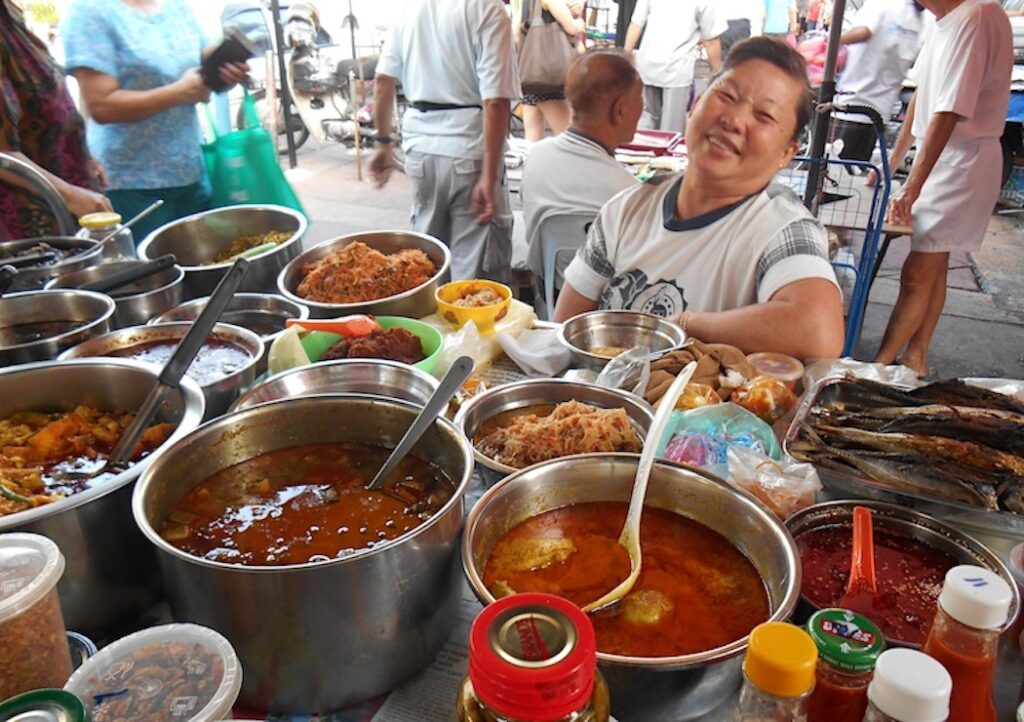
top-left (595, 346), bottom-right (651, 398)
top-left (727, 446), bottom-right (821, 520)
top-left (656, 403), bottom-right (782, 477)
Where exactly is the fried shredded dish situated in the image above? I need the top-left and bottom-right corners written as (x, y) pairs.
top-left (211, 230), bottom-right (292, 263)
top-left (297, 241), bottom-right (437, 304)
top-left (0, 406), bottom-right (174, 516)
top-left (475, 400), bottom-right (643, 469)
top-left (453, 286), bottom-right (503, 307)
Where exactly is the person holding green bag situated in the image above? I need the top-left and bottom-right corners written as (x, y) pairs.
top-left (62, 0), bottom-right (249, 241)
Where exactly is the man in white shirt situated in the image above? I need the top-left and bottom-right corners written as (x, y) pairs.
top-left (623, 0), bottom-right (727, 132)
top-left (833, 0), bottom-right (926, 163)
top-left (522, 50), bottom-right (642, 296)
top-left (370, 0), bottom-right (521, 283)
top-left (554, 37), bottom-right (844, 360)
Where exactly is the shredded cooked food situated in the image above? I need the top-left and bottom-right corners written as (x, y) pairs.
top-left (297, 241), bottom-right (437, 304)
top-left (453, 286), bottom-right (503, 307)
top-left (0, 406), bottom-right (174, 517)
top-left (475, 400), bottom-right (642, 469)
top-left (211, 230), bottom-right (292, 263)
top-left (321, 327), bottom-right (425, 365)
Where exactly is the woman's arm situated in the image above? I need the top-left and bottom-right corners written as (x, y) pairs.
top-left (73, 67), bottom-right (211, 124)
top-left (0, 141), bottom-right (111, 217)
top-left (543, 0), bottom-right (586, 38)
top-left (553, 282), bottom-right (599, 321)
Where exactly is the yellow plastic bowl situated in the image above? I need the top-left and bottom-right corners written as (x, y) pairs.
top-left (435, 280), bottom-right (512, 332)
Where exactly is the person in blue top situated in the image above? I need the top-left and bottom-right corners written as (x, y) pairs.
top-left (62, 0), bottom-right (248, 240)
top-left (763, 0), bottom-right (799, 37)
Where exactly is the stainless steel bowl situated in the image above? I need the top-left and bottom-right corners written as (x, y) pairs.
top-left (0, 358), bottom-right (205, 636)
top-left (45, 261), bottom-right (186, 328)
top-left (149, 292), bottom-right (308, 373)
top-left (132, 395), bottom-right (474, 712)
top-left (558, 310), bottom-right (687, 372)
top-left (463, 454), bottom-right (801, 722)
top-left (0, 237), bottom-right (104, 291)
top-left (137, 205), bottom-right (307, 299)
top-left (230, 358), bottom-right (439, 413)
top-left (58, 322), bottom-right (264, 418)
top-left (0, 290), bottom-right (115, 367)
top-left (786, 500), bottom-right (1021, 644)
top-left (276, 231), bottom-right (452, 319)
top-left (453, 378), bottom-right (655, 486)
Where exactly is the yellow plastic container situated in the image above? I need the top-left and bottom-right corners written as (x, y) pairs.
top-left (435, 280), bottom-right (512, 333)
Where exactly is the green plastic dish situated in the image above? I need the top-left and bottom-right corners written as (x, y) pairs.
top-left (299, 316), bottom-right (442, 375)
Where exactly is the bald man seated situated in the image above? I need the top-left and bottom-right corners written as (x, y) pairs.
top-left (522, 50), bottom-right (644, 293)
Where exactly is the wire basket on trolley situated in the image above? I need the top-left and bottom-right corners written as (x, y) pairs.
top-left (774, 103), bottom-right (892, 357)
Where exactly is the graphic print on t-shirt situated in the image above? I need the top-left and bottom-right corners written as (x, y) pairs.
top-left (599, 269), bottom-right (687, 317)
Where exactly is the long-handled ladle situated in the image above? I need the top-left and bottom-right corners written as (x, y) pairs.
top-left (582, 360), bottom-right (698, 613)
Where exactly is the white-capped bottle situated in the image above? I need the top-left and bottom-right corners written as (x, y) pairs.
top-left (863, 648), bottom-right (952, 722)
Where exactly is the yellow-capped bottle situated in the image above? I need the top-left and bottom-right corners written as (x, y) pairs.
top-left (735, 621), bottom-right (818, 722)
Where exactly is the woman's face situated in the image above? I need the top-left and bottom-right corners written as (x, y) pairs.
top-left (685, 59), bottom-right (803, 195)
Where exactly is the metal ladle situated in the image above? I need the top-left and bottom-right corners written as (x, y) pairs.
top-left (95, 199), bottom-right (164, 251)
top-left (366, 356), bottom-right (475, 490)
top-left (582, 361), bottom-right (698, 613)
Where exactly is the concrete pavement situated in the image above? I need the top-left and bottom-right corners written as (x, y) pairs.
top-left (288, 140), bottom-right (1024, 379)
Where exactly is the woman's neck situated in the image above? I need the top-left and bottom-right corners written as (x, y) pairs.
top-left (676, 172), bottom-right (754, 220)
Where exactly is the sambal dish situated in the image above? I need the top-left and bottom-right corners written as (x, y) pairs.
top-left (0, 406), bottom-right (174, 516)
top-left (484, 501), bottom-right (769, 657)
top-left (161, 442), bottom-right (455, 566)
top-left (321, 327), bottom-right (425, 365)
top-left (297, 241), bottom-right (437, 305)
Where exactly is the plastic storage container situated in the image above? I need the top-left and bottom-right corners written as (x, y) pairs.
top-left (735, 621), bottom-right (818, 721)
top-left (0, 533), bottom-right (72, 699)
top-left (0, 689), bottom-right (88, 722)
top-left (77, 211), bottom-right (136, 260)
top-left (745, 352), bottom-right (805, 391)
top-left (864, 648), bottom-right (951, 722)
top-left (64, 623), bottom-right (242, 722)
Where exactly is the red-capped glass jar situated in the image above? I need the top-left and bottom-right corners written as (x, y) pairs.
top-left (456, 593), bottom-right (611, 722)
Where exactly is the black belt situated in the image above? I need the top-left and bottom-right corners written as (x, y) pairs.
top-left (411, 101), bottom-right (482, 112)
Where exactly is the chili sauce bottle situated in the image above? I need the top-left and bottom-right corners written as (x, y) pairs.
top-left (806, 608), bottom-right (885, 722)
top-left (735, 621), bottom-right (818, 721)
top-left (457, 593), bottom-right (611, 722)
top-left (921, 565), bottom-right (1013, 722)
top-left (864, 648), bottom-right (952, 722)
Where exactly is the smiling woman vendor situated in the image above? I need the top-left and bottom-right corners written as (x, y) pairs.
top-left (553, 37), bottom-right (844, 361)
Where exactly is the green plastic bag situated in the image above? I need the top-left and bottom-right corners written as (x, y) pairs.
top-left (203, 90), bottom-right (306, 216)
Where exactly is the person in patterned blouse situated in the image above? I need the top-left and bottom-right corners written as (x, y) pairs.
top-left (0, 0), bottom-right (111, 241)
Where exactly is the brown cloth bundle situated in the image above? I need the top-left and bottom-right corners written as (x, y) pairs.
top-left (644, 339), bottom-right (756, 405)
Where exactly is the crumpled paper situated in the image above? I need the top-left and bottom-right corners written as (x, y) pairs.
top-left (496, 327), bottom-right (570, 377)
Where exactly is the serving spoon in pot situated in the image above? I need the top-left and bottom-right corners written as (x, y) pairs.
top-left (50, 258), bottom-right (250, 484)
top-left (366, 356), bottom-right (475, 490)
top-left (582, 361), bottom-right (698, 614)
top-left (838, 506), bottom-right (881, 617)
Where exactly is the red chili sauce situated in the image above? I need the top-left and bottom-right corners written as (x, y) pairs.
top-left (483, 501), bottom-right (769, 658)
top-left (111, 339), bottom-right (251, 385)
top-left (796, 526), bottom-right (958, 645)
top-left (161, 442), bottom-right (454, 566)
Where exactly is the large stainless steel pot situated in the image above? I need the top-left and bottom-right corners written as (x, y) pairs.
top-left (230, 358), bottom-right (439, 412)
top-left (276, 231), bottom-right (451, 319)
top-left (463, 454), bottom-right (801, 722)
top-left (786, 500), bottom-right (1021, 643)
top-left (58, 322), bottom-right (263, 419)
top-left (132, 395), bottom-right (474, 712)
top-left (0, 359), bottom-right (205, 636)
top-left (453, 379), bottom-right (655, 486)
top-left (45, 260), bottom-right (185, 328)
top-left (0, 237), bottom-right (103, 291)
top-left (137, 205), bottom-right (307, 299)
top-left (0, 290), bottom-right (115, 367)
top-left (558, 310), bottom-right (687, 372)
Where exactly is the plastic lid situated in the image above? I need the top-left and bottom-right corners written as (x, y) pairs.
top-left (867, 648), bottom-right (951, 722)
top-left (78, 212), bottom-right (122, 229)
top-left (468, 593), bottom-right (597, 722)
top-left (0, 689), bottom-right (88, 722)
top-left (65, 623), bottom-right (242, 722)
top-left (742, 622), bottom-right (818, 698)
top-left (937, 565), bottom-right (1013, 630)
top-left (745, 352), bottom-right (804, 383)
top-left (0, 533), bottom-right (65, 625)
top-left (807, 608), bottom-right (885, 673)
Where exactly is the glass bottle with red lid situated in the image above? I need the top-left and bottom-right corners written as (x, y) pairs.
top-left (805, 608), bottom-right (885, 722)
top-left (921, 565), bottom-right (1013, 722)
top-left (457, 592), bottom-right (611, 722)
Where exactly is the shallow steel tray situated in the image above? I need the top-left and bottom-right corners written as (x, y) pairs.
top-left (784, 375), bottom-right (1024, 540)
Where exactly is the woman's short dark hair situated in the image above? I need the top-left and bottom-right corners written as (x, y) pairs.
top-left (716, 36), bottom-right (814, 142)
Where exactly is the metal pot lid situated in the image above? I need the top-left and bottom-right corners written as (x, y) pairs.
top-left (0, 689), bottom-right (88, 722)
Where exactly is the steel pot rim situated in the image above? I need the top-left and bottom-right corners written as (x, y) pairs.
top-left (0, 357), bottom-right (205, 530)
top-left (46, 262), bottom-right (186, 302)
top-left (133, 393), bottom-right (474, 573)
top-left (462, 452), bottom-right (802, 670)
top-left (0, 289), bottom-right (116, 353)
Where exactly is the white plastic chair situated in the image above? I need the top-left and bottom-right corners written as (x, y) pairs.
top-left (535, 212), bottom-right (594, 319)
